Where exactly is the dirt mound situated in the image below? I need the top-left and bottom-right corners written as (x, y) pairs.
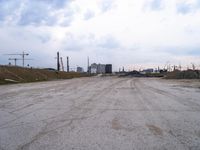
top-left (166, 70), bottom-right (200, 79)
top-left (0, 65), bottom-right (87, 84)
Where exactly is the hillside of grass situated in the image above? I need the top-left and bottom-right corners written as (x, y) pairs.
top-left (0, 65), bottom-right (88, 84)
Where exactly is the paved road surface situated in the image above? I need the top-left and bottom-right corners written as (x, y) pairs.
top-left (0, 77), bottom-right (200, 150)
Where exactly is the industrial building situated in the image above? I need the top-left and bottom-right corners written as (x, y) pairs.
top-left (90, 63), bottom-right (98, 74)
top-left (90, 63), bottom-right (112, 74)
top-left (105, 64), bottom-right (112, 74)
top-left (141, 68), bottom-right (154, 74)
top-left (77, 67), bottom-right (84, 73)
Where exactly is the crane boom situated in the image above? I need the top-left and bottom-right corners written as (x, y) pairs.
top-left (8, 58), bottom-right (33, 66)
top-left (5, 51), bottom-right (29, 67)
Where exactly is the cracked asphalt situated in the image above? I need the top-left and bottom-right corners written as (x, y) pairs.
top-left (0, 77), bottom-right (200, 150)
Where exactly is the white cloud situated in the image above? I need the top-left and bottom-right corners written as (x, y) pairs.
top-left (84, 10), bottom-right (95, 20)
top-left (0, 0), bottom-right (200, 71)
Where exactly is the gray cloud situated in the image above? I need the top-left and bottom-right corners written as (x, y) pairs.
top-left (176, 0), bottom-right (200, 15)
top-left (60, 11), bottom-right (75, 26)
top-left (61, 33), bottom-right (120, 52)
top-left (0, 0), bottom-right (74, 26)
top-left (150, 0), bottom-right (163, 10)
top-left (99, 0), bottom-right (115, 12)
top-left (18, 1), bottom-right (53, 26)
top-left (97, 35), bottom-right (120, 49)
top-left (0, 0), bottom-right (200, 69)
top-left (197, 0), bottom-right (200, 8)
top-left (176, 2), bottom-right (193, 14)
top-left (0, 0), bottom-right (21, 22)
top-left (160, 46), bottom-right (200, 56)
top-left (37, 34), bottom-right (51, 43)
top-left (62, 33), bottom-right (95, 51)
top-left (144, 0), bottom-right (164, 11)
top-left (84, 10), bottom-right (95, 20)
top-left (45, 0), bottom-right (72, 9)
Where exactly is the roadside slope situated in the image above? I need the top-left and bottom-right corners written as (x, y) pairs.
top-left (0, 65), bottom-right (87, 84)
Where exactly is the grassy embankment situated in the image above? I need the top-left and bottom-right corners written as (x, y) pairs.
top-left (0, 65), bottom-right (88, 85)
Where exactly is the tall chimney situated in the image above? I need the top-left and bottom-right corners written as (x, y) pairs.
top-left (57, 52), bottom-right (60, 71)
top-left (67, 56), bottom-right (69, 72)
top-left (87, 56), bottom-right (90, 73)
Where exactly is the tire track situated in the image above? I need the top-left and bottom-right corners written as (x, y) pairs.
top-left (138, 79), bottom-right (200, 111)
top-left (131, 78), bottom-right (198, 149)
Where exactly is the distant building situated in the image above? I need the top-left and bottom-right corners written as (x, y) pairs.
top-left (90, 63), bottom-right (112, 74)
top-left (90, 63), bottom-right (98, 74)
top-left (105, 64), bottom-right (112, 74)
top-left (141, 68), bottom-right (154, 74)
top-left (77, 67), bottom-right (84, 73)
top-left (97, 64), bottom-right (106, 74)
top-left (44, 68), bottom-right (56, 71)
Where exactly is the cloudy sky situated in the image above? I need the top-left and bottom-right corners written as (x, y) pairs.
top-left (0, 0), bottom-right (200, 71)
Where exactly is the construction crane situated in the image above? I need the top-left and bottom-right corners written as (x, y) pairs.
top-left (5, 51), bottom-right (29, 67)
top-left (8, 58), bottom-right (18, 66)
top-left (8, 58), bottom-right (33, 66)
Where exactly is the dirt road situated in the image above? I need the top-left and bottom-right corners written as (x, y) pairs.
top-left (0, 77), bottom-right (200, 150)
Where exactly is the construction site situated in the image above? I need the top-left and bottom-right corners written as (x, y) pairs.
top-left (0, 50), bottom-right (200, 150)
top-left (1, 51), bottom-right (200, 84)
top-left (0, 0), bottom-right (200, 149)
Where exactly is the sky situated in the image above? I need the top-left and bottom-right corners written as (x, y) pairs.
top-left (0, 0), bottom-right (200, 71)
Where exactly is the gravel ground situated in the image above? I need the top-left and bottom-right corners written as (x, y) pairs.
top-left (0, 77), bottom-right (200, 150)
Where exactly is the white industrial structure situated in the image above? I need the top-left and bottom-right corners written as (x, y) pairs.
top-left (77, 67), bottom-right (84, 73)
top-left (90, 63), bottom-right (106, 74)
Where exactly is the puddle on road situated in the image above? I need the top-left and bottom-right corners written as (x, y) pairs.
top-left (146, 124), bottom-right (163, 136)
top-left (196, 130), bottom-right (200, 138)
top-left (112, 118), bottom-right (122, 130)
top-left (111, 118), bottom-right (135, 132)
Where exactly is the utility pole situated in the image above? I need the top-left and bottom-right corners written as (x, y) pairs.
top-left (57, 52), bottom-right (60, 71)
top-left (67, 56), bottom-right (69, 72)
